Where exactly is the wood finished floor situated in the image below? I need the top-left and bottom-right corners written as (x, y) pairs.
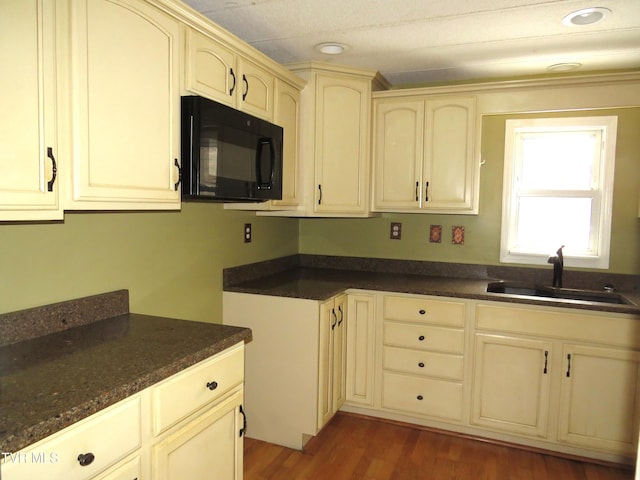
top-left (244, 413), bottom-right (635, 480)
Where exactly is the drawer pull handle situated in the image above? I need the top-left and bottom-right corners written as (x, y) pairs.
top-left (418, 362), bottom-right (425, 368)
top-left (418, 335), bottom-right (425, 341)
top-left (77, 452), bottom-right (95, 467)
top-left (206, 381), bottom-right (218, 391)
top-left (417, 395), bottom-right (424, 401)
top-left (419, 309), bottom-right (426, 315)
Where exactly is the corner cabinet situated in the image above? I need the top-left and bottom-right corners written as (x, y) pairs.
top-left (282, 62), bottom-right (385, 217)
top-left (63, 0), bottom-right (181, 209)
top-left (372, 94), bottom-right (479, 214)
top-left (0, 0), bottom-right (61, 221)
top-left (222, 291), bottom-right (349, 450)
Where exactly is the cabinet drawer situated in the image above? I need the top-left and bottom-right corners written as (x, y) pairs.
top-left (92, 456), bottom-right (141, 480)
top-left (152, 343), bottom-right (244, 435)
top-left (384, 321), bottom-right (464, 354)
top-left (382, 372), bottom-right (463, 421)
top-left (383, 346), bottom-right (463, 380)
top-left (2, 396), bottom-right (141, 480)
top-left (384, 295), bottom-right (465, 327)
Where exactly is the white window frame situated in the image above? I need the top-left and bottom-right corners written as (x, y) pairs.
top-left (500, 116), bottom-right (617, 269)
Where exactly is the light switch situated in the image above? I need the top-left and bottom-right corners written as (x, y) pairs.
top-left (244, 223), bottom-right (252, 243)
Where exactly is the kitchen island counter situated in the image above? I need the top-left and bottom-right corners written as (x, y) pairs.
top-left (0, 292), bottom-right (251, 454)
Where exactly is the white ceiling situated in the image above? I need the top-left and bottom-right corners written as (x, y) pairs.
top-left (182, 0), bottom-right (640, 86)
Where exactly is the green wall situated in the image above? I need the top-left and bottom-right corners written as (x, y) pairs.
top-left (0, 203), bottom-right (298, 320)
top-left (2, 109), bottom-right (639, 319)
top-left (299, 107), bottom-right (640, 275)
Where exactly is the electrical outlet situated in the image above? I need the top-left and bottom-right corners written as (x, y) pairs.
top-left (390, 222), bottom-right (402, 240)
top-left (244, 223), bottom-right (252, 243)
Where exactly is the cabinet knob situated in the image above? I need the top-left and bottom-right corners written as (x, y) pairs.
top-left (206, 381), bottom-right (218, 391)
top-left (418, 362), bottom-right (425, 368)
top-left (77, 452), bottom-right (95, 467)
top-left (419, 309), bottom-right (426, 315)
top-left (417, 395), bottom-right (424, 401)
top-left (418, 335), bottom-right (425, 341)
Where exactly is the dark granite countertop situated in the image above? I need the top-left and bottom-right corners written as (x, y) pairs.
top-left (0, 311), bottom-right (251, 453)
top-left (224, 265), bottom-right (640, 316)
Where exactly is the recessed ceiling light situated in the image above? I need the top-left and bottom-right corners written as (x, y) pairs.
top-left (547, 62), bottom-right (582, 72)
top-left (315, 43), bottom-right (349, 55)
top-left (562, 7), bottom-right (611, 26)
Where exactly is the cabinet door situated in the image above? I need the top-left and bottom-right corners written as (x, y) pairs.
top-left (558, 344), bottom-right (640, 455)
top-left (471, 334), bottom-right (552, 438)
top-left (185, 28), bottom-right (236, 107)
top-left (237, 57), bottom-right (274, 121)
top-left (317, 298), bottom-right (336, 429)
top-left (332, 294), bottom-right (347, 411)
top-left (372, 100), bottom-right (424, 210)
top-left (346, 294), bottom-right (376, 406)
top-left (153, 390), bottom-right (244, 480)
top-left (0, 0), bottom-right (61, 220)
top-left (314, 74), bottom-right (371, 214)
top-left (422, 97), bottom-right (476, 211)
top-left (68, 0), bottom-right (181, 208)
top-left (272, 80), bottom-right (301, 206)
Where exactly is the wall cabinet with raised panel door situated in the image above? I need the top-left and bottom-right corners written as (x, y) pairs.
top-left (281, 62), bottom-right (385, 217)
top-left (2, 342), bottom-right (245, 480)
top-left (62, 0), bottom-right (182, 210)
top-left (185, 27), bottom-right (274, 122)
top-left (372, 95), bottom-right (478, 214)
top-left (0, 0), bottom-right (61, 221)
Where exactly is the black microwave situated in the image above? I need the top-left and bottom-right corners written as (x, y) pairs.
top-left (181, 95), bottom-right (283, 202)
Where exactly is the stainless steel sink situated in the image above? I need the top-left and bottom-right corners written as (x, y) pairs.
top-left (486, 281), bottom-right (633, 305)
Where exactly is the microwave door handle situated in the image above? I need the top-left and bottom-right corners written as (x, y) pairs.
top-left (255, 138), bottom-right (274, 190)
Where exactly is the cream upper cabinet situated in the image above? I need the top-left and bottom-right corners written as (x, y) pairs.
top-left (471, 333), bottom-right (552, 438)
top-left (64, 0), bottom-right (181, 209)
top-left (372, 95), bottom-right (478, 214)
top-left (271, 79), bottom-right (301, 207)
top-left (0, 0), bottom-right (61, 221)
top-left (558, 344), bottom-right (640, 456)
top-left (286, 63), bottom-right (381, 217)
top-left (185, 28), bottom-right (274, 121)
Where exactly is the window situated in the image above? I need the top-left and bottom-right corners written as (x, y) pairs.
top-left (500, 116), bottom-right (617, 269)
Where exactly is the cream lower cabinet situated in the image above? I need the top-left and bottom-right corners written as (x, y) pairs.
top-left (0, 0), bottom-right (61, 220)
top-left (222, 291), bottom-right (348, 449)
top-left (471, 334), bottom-right (552, 438)
top-left (474, 303), bottom-right (640, 462)
top-left (372, 95), bottom-right (478, 214)
top-left (380, 294), bottom-right (467, 422)
top-left (1, 343), bottom-right (245, 480)
top-left (345, 293), bottom-right (377, 407)
top-left (152, 390), bottom-right (244, 480)
top-left (318, 294), bottom-right (347, 429)
top-left (558, 344), bottom-right (640, 455)
top-left (63, 0), bottom-right (181, 209)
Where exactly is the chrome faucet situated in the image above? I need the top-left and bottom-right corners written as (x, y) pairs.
top-left (547, 245), bottom-right (564, 288)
